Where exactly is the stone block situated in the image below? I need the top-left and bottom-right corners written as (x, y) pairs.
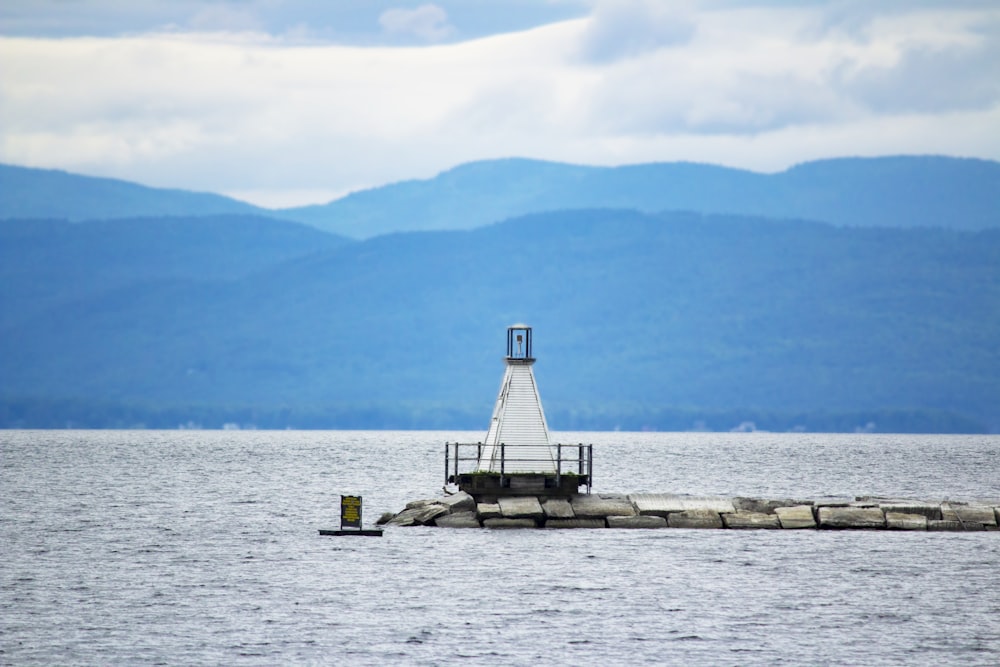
top-left (544, 518), bottom-right (606, 529)
top-left (818, 507), bottom-right (885, 529)
top-left (629, 494), bottom-right (735, 517)
top-left (732, 497), bottom-right (808, 514)
top-left (498, 496), bottom-right (544, 520)
top-left (405, 498), bottom-right (438, 510)
top-left (541, 498), bottom-right (575, 519)
top-left (476, 503), bottom-right (502, 520)
top-left (628, 493), bottom-right (685, 516)
top-left (879, 502), bottom-right (941, 520)
top-left (388, 504), bottom-right (449, 526)
top-left (439, 491), bottom-right (476, 514)
top-left (607, 515), bottom-right (667, 529)
top-left (885, 512), bottom-right (927, 530)
top-left (483, 518), bottom-right (537, 529)
top-left (571, 494), bottom-right (636, 518)
top-left (668, 509), bottom-right (723, 529)
top-left (942, 504), bottom-right (997, 526)
top-left (928, 520), bottom-right (967, 532)
top-left (434, 511), bottom-right (481, 528)
top-left (775, 505), bottom-right (816, 529)
top-left (722, 511), bottom-right (781, 529)
top-left (812, 497), bottom-right (854, 508)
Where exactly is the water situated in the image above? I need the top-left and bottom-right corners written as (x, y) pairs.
top-left (2, 430), bottom-right (999, 665)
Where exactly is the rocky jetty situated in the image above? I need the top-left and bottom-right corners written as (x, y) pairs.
top-left (379, 492), bottom-right (1000, 531)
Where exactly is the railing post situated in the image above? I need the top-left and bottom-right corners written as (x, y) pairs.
top-left (453, 443), bottom-right (459, 484)
top-left (556, 442), bottom-right (562, 486)
top-left (588, 444), bottom-right (593, 493)
top-left (444, 442), bottom-right (449, 485)
top-left (500, 442), bottom-right (505, 488)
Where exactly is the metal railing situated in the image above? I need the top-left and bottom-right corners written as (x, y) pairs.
top-left (444, 441), bottom-right (593, 493)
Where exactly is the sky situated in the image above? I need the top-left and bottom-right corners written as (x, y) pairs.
top-left (2, 0), bottom-right (999, 208)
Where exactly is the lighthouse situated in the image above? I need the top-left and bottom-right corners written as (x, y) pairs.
top-left (476, 324), bottom-right (557, 474)
top-left (445, 325), bottom-right (592, 498)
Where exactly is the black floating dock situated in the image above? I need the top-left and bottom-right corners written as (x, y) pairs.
top-left (319, 529), bottom-right (384, 537)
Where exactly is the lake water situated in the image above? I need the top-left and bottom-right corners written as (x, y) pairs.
top-left (2, 430), bottom-right (999, 665)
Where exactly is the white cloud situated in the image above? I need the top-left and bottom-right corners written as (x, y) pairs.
top-left (0, 2), bottom-right (997, 207)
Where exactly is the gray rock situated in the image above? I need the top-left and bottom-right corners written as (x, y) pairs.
top-left (376, 511), bottom-right (396, 525)
top-left (928, 519), bottom-right (967, 532)
top-left (775, 505), bottom-right (817, 529)
top-left (607, 515), bottom-right (667, 529)
top-left (483, 518), bottom-right (537, 529)
top-left (668, 509), bottom-right (723, 529)
top-left (812, 497), bottom-right (854, 508)
top-left (544, 518), bottom-right (606, 529)
top-left (629, 494), bottom-right (735, 516)
top-left (732, 497), bottom-right (807, 514)
top-left (388, 504), bottom-right (449, 526)
top-left (541, 498), bottom-right (575, 519)
top-left (404, 498), bottom-right (438, 510)
top-left (942, 503), bottom-right (997, 526)
top-left (628, 493), bottom-right (685, 516)
top-left (960, 522), bottom-right (987, 531)
top-left (571, 494), bottom-right (636, 518)
top-left (476, 503), bottom-right (502, 520)
top-left (878, 502), bottom-right (942, 520)
top-left (435, 511), bottom-right (481, 528)
top-left (439, 491), bottom-right (476, 514)
top-left (722, 511), bottom-right (781, 529)
top-left (885, 512), bottom-right (927, 530)
top-left (386, 509), bottom-right (420, 526)
top-left (498, 496), bottom-right (544, 520)
top-left (818, 507), bottom-right (885, 529)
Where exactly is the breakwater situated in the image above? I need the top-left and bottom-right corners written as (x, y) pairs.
top-left (380, 492), bottom-right (1000, 531)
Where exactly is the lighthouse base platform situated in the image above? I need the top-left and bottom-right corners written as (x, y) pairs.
top-left (452, 472), bottom-right (589, 499)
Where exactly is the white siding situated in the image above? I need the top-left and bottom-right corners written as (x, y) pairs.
top-left (477, 361), bottom-right (556, 473)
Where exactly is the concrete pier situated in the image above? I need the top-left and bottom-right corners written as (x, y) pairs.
top-left (380, 492), bottom-right (1000, 531)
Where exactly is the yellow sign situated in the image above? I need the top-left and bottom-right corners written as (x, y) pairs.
top-left (341, 495), bottom-right (362, 529)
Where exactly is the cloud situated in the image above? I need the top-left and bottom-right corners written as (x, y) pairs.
top-left (378, 4), bottom-right (454, 42)
top-left (579, 0), bottom-right (697, 63)
top-left (0, 2), bottom-right (997, 207)
top-left (832, 12), bottom-right (1000, 114)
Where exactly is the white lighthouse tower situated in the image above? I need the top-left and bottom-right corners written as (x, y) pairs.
top-left (476, 324), bottom-right (557, 474)
top-left (445, 324), bottom-right (591, 498)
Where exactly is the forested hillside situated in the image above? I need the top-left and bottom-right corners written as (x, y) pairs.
top-left (279, 156), bottom-right (1000, 237)
top-left (5, 156), bottom-right (999, 240)
top-left (2, 210), bottom-right (997, 431)
top-left (0, 164), bottom-right (264, 220)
